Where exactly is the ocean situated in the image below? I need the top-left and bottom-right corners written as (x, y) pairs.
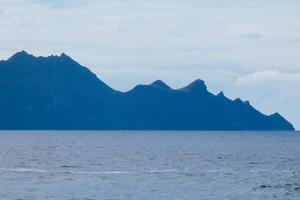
top-left (0, 131), bottom-right (299, 200)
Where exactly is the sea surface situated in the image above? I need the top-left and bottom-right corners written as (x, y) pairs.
top-left (0, 131), bottom-right (299, 200)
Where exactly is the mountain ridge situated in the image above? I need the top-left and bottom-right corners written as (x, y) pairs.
top-left (0, 51), bottom-right (295, 130)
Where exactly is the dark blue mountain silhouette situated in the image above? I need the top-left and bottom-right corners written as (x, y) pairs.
top-left (0, 51), bottom-right (294, 130)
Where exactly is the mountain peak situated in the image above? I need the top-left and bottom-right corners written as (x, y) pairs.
top-left (7, 51), bottom-right (78, 65)
top-left (234, 98), bottom-right (243, 103)
top-left (57, 53), bottom-right (79, 65)
top-left (179, 79), bottom-right (207, 92)
top-left (217, 91), bottom-right (225, 97)
top-left (130, 80), bottom-right (172, 93)
top-left (270, 112), bottom-right (283, 118)
top-left (7, 50), bottom-right (35, 62)
top-left (150, 80), bottom-right (171, 90)
top-left (60, 53), bottom-right (70, 59)
top-left (269, 112), bottom-right (295, 130)
top-left (217, 91), bottom-right (230, 100)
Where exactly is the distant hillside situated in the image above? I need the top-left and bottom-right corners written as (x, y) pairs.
top-left (0, 51), bottom-right (294, 130)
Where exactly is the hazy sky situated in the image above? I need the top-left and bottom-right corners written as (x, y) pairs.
top-left (0, 0), bottom-right (299, 129)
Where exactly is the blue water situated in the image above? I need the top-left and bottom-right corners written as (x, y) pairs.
top-left (0, 131), bottom-right (299, 200)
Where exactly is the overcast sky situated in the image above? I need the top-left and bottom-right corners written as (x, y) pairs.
top-left (0, 0), bottom-right (299, 129)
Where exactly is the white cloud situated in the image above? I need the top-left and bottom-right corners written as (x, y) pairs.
top-left (235, 70), bottom-right (300, 87)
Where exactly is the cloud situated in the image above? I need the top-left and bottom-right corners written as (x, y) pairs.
top-left (235, 70), bottom-right (300, 87)
top-left (1, 0), bottom-right (300, 71)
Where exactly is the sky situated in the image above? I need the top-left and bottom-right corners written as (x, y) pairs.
top-left (0, 0), bottom-right (299, 129)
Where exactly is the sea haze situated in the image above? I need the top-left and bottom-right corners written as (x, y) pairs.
top-left (0, 131), bottom-right (299, 200)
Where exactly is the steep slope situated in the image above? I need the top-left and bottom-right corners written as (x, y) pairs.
top-left (0, 51), bottom-right (117, 129)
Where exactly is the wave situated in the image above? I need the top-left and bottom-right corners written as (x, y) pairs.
top-left (6, 168), bottom-right (278, 175)
top-left (0, 168), bottom-right (130, 174)
top-left (0, 167), bottom-right (179, 175)
top-left (148, 169), bottom-right (178, 173)
top-left (67, 171), bottom-right (131, 174)
top-left (60, 165), bottom-right (80, 168)
top-left (0, 168), bottom-right (48, 173)
top-left (1, 167), bottom-right (294, 175)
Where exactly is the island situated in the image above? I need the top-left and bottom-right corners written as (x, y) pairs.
top-left (0, 51), bottom-right (294, 130)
